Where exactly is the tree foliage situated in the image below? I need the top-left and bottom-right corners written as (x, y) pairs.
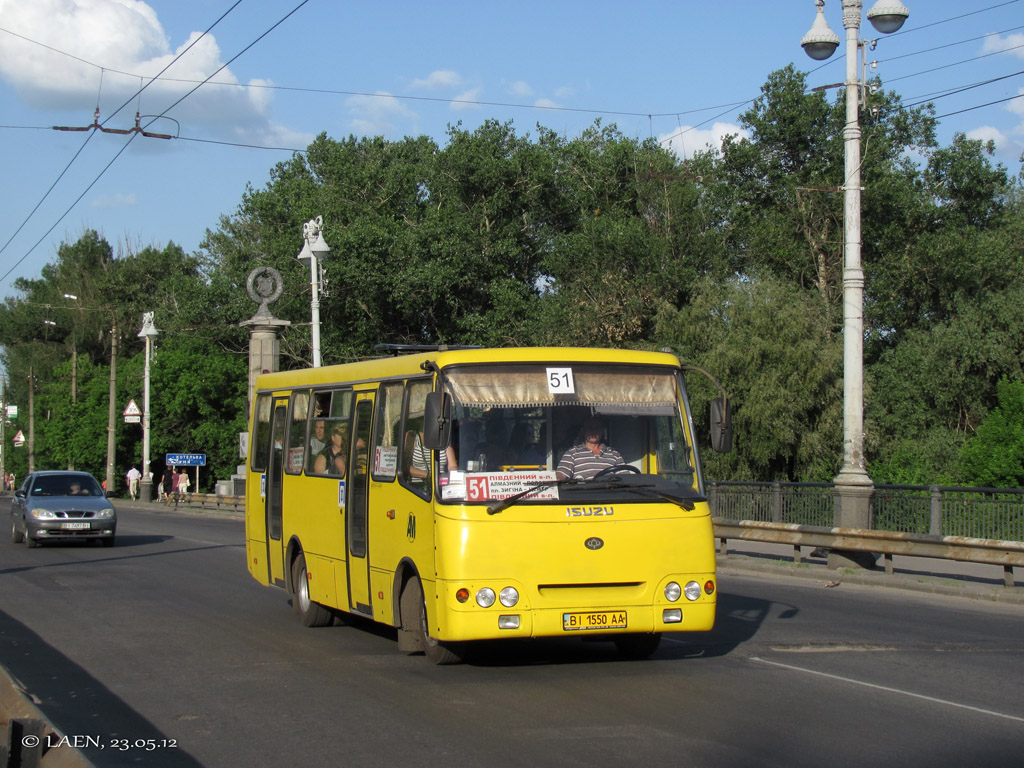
top-left (1, 66), bottom-right (1021, 490)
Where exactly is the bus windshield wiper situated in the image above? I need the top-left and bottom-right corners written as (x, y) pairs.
top-left (487, 478), bottom-right (581, 515)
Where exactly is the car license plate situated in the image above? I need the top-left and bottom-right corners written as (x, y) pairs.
top-left (61, 522), bottom-right (90, 530)
top-left (562, 611), bottom-right (627, 631)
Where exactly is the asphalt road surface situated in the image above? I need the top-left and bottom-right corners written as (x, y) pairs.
top-left (2, 505), bottom-right (1022, 767)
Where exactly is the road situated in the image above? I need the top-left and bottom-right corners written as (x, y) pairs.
top-left (2, 505), bottom-right (1022, 767)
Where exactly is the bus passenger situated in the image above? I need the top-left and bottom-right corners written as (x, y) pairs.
top-left (555, 417), bottom-right (624, 480)
top-left (314, 423), bottom-right (348, 477)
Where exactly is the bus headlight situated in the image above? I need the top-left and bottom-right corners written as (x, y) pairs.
top-left (683, 581), bottom-right (702, 601)
top-left (499, 587), bottom-right (519, 607)
top-left (664, 582), bottom-right (681, 602)
top-left (475, 588), bottom-right (496, 608)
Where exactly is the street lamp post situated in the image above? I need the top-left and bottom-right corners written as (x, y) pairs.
top-left (801, 0), bottom-right (908, 563)
top-left (297, 216), bottom-right (331, 368)
top-left (138, 313), bottom-right (158, 501)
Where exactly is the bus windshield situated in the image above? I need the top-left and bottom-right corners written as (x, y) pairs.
top-left (437, 363), bottom-right (701, 507)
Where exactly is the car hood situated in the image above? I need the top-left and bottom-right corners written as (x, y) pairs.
top-left (26, 497), bottom-right (116, 514)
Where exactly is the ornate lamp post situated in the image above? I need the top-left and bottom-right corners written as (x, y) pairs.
top-left (297, 216), bottom-right (331, 368)
top-left (801, 0), bottom-right (908, 561)
top-left (138, 312), bottom-right (158, 501)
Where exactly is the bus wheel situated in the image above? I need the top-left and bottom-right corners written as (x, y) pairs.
top-left (403, 577), bottom-right (464, 665)
top-left (614, 633), bottom-right (662, 660)
top-left (291, 553), bottom-right (333, 628)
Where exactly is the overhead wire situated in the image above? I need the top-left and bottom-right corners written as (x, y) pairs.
top-left (0, 0), bottom-right (248, 280)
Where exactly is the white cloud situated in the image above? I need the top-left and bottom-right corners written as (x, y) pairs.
top-left (92, 192), bottom-right (137, 209)
top-left (659, 122), bottom-right (749, 158)
top-left (345, 91), bottom-right (415, 136)
top-left (411, 70), bottom-right (462, 90)
top-left (966, 125), bottom-right (1007, 147)
top-left (451, 87), bottom-right (483, 111)
top-left (0, 0), bottom-right (289, 142)
top-left (534, 97), bottom-right (560, 110)
top-left (981, 32), bottom-right (1024, 58)
top-left (507, 80), bottom-right (533, 98)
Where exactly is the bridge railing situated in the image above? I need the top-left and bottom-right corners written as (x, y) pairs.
top-left (708, 481), bottom-right (1024, 587)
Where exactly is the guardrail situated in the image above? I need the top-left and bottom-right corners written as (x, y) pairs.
top-left (168, 492), bottom-right (243, 512)
top-left (714, 518), bottom-right (1024, 587)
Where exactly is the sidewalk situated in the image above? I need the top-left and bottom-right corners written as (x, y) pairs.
top-left (717, 538), bottom-right (1024, 605)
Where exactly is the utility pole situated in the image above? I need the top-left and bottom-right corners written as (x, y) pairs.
top-left (28, 365), bottom-right (35, 474)
top-left (106, 320), bottom-right (117, 494)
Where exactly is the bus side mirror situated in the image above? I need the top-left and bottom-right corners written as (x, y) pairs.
top-left (423, 392), bottom-right (451, 450)
top-left (710, 397), bottom-right (733, 453)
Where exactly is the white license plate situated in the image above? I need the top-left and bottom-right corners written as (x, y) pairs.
top-left (61, 522), bottom-right (90, 530)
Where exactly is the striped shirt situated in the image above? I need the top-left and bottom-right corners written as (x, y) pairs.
top-left (556, 443), bottom-right (625, 480)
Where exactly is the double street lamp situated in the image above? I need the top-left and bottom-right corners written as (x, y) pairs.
top-left (801, 1), bottom-right (909, 545)
top-left (297, 216), bottom-right (331, 368)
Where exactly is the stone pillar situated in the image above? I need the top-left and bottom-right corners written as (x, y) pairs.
top-left (239, 267), bottom-right (290, 407)
top-left (238, 267), bottom-right (290, 498)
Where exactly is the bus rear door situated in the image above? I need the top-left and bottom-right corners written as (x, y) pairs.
top-left (346, 394), bottom-right (374, 615)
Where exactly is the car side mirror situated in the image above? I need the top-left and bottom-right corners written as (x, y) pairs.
top-left (423, 391), bottom-right (452, 450)
top-left (710, 397), bottom-right (733, 453)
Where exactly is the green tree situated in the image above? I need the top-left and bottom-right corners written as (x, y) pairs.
top-left (961, 378), bottom-right (1024, 488)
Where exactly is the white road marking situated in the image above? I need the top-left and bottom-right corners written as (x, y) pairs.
top-left (751, 656), bottom-right (1024, 724)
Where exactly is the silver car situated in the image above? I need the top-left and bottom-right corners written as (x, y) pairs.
top-left (10, 471), bottom-right (117, 548)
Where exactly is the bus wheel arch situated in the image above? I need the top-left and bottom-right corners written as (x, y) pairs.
top-left (288, 543), bottom-right (333, 628)
top-left (398, 573), bottom-right (464, 665)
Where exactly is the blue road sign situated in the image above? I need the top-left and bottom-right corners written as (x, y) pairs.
top-left (166, 453), bottom-right (206, 466)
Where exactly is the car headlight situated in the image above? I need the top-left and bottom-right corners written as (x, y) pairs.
top-left (31, 509), bottom-right (57, 519)
top-left (97, 508), bottom-right (115, 518)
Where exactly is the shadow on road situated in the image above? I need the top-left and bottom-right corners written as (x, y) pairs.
top-left (0, 609), bottom-right (205, 767)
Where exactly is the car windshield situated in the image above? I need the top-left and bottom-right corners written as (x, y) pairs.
top-left (436, 363), bottom-right (702, 507)
top-left (31, 475), bottom-right (103, 497)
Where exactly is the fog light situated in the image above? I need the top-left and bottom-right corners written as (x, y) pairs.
top-left (476, 588), bottom-right (496, 608)
top-left (663, 609), bottom-right (682, 623)
top-left (498, 615), bottom-right (520, 629)
top-left (684, 581), bottom-right (702, 601)
top-left (664, 581), bottom-right (681, 602)
top-left (499, 586), bottom-right (519, 607)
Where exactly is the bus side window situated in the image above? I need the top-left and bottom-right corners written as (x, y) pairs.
top-left (251, 394), bottom-right (272, 472)
top-left (286, 391), bottom-right (309, 475)
top-left (372, 383), bottom-right (402, 482)
top-left (400, 380), bottom-right (432, 498)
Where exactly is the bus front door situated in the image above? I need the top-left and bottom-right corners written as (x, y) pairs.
top-left (266, 399), bottom-right (288, 587)
top-left (346, 395), bottom-right (374, 615)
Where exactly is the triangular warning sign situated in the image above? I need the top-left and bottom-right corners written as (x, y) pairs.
top-left (13, 430), bottom-right (25, 446)
top-left (123, 399), bottom-right (142, 416)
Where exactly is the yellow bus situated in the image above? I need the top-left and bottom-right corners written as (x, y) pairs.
top-left (244, 346), bottom-right (729, 663)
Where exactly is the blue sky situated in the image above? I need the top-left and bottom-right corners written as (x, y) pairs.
top-left (1, 0), bottom-right (1022, 297)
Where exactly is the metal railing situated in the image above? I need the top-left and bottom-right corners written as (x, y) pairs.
top-left (708, 481), bottom-right (1024, 587)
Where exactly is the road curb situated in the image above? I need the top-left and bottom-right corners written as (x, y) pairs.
top-left (0, 663), bottom-right (93, 768)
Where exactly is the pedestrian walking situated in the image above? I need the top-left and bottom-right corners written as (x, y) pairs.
top-left (177, 468), bottom-right (190, 504)
top-left (126, 466), bottom-right (141, 500)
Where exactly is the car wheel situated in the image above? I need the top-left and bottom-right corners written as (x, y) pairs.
top-left (402, 576), bottom-right (464, 665)
top-left (291, 552), bottom-right (332, 627)
top-left (11, 516), bottom-right (23, 544)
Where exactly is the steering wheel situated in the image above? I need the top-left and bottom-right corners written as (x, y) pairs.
top-left (593, 464), bottom-right (641, 479)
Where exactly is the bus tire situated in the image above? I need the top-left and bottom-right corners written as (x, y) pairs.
top-left (614, 633), bottom-right (662, 660)
top-left (291, 553), bottom-right (333, 628)
top-left (403, 577), bottom-right (464, 665)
